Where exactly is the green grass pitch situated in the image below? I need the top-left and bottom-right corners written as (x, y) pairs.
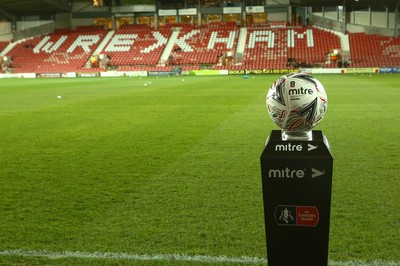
top-left (0, 74), bottom-right (399, 265)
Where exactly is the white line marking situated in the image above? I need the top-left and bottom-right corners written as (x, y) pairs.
top-left (0, 250), bottom-right (266, 264)
top-left (1, 250), bottom-right (400, 265)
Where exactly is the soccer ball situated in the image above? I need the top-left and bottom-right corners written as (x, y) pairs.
top-left (266, 73), bottom-right (328, 132)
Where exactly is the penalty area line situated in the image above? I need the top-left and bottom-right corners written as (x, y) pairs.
top-left (1, 250), bottom-right (400, 266)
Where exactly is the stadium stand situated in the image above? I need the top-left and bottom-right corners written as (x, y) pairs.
top-left (289, 27), bottom-right (341, 66)
top-left (242, 28), bottom-right (288, 69)
top-left (240, 27), bottom-right (341, 70)
top-left (2, 24), bottom-right (399, 73)
top-left (348, 32), bottom-right (400, 68)
top-left (6, 28), bottom-right (107, 73)
top-left (101, 25), bottom-right (171, 70)
top-left (0, 41), bottom-right (9, 53)
top-left (0, 0), bottom-right (399, 74)
top-left (168, 22), bottom-right (239, 70)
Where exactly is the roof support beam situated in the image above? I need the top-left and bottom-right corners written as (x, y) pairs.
top-left (0, 5), bottom-right (16, 20)
top-left (44, 0), bottom-right (71, 12)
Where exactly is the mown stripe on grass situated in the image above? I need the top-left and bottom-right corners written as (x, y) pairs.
top-left (1, 250), bottom-right (400, 266)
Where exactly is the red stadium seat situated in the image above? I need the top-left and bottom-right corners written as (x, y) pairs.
top-left (348, 32), bottom-right (400, 68)
top-left (7, 28), bottom-right (107, 73)
top-left (4, 24), bottom-right (400, 73)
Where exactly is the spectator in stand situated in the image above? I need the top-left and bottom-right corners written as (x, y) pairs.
top-left (90, 55), bottom-right (97, 68)
top-left (306, 17), bottom-right (310, 26)
top-left (330, 52), bottom-right (337, 64)
top-left (297, 15), bottom-right (302, 26)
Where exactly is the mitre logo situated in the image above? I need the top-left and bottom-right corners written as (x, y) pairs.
top-left (288, 87), bottom-right (314, 95)
top-left (268, 167), bottom-right (305, 178)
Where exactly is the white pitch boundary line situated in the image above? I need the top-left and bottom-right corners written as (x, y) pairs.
top-left (1, 250), bottom-right (400, 266)
top-left (0, 250), bottom-right (266, 264)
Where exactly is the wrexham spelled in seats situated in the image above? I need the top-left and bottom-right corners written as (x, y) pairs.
top-left (102, 25), bottom-right (171, 69)
top-left (8, 27), bottom-right (107, 73)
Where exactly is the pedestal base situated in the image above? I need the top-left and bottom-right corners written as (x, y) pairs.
top-left (260, 130), bottom-right (333, 266)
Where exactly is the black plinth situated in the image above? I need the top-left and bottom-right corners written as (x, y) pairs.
top-left (260, 130), bottom-right (333, 266)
